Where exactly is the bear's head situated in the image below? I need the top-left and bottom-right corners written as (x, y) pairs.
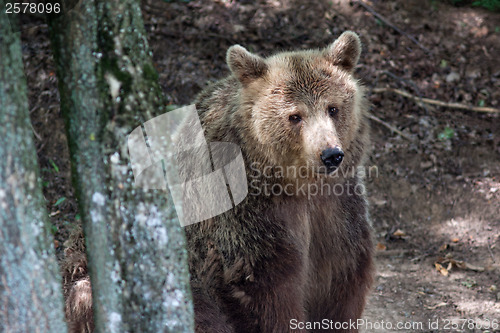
top-left (227, 31), bottom-right (368, 181)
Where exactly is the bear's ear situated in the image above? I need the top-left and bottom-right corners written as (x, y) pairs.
top-left (227, 45), bottom-right (267, 85)
top-left (324, 31), bottom-right (361, 72)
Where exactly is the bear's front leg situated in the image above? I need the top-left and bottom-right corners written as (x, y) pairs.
top-left (228, 264), bottom-right (307, 333)
top-left (222, 237), bottom-right (308, 333)
top-left (316, 256), bottom-right (373, 333)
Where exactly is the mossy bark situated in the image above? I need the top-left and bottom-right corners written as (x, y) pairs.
top-left (48, 1), bottom-right (194, 332)
top-left (0, 6), bottom-right (68, 332)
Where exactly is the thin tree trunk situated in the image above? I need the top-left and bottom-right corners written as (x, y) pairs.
top-left (0, 7), bottom-right (68, 332)
top-left (48, 1), bottom-right (194, 332)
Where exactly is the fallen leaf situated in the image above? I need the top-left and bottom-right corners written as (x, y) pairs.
top-left (439, 243), bottom-right (448, 251)
top-left (372, 198), bottom-right (387, 206)
top-left (393, 229), bottom-right (406, 237)
top-left (435, 262), bottom-right (449, 276)
top-left (446, 262), bottom-right (453, 271)
top-left (420, 161), bottom-right (433, 169)
top-left (435, 257), bottom-right (485, 273)
top-left (425, 302), bottom-right (447, 310)
top-left (376, 242), bottom-right (387, 251)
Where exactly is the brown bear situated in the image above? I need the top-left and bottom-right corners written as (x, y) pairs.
top-left (62, 31), bottom-right (374, 333)
top-left (187, 31), bottom-right (373, 332)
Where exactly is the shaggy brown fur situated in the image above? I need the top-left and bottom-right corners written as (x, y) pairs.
top-left (187, 31), bottom-right (374, 332)
top-left (62, 31), bottom-right (374, 333)
top-left (61, 227), bottom-right (94, 333)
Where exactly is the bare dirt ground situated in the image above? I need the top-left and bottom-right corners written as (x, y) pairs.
top-left (21, 0), bottom-right (500, 332)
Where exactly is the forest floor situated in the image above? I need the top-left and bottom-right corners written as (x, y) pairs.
top-left (21, 0), bottom-right (500, 332)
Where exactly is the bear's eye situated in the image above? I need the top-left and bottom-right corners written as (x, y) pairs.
top-left (328, 106), bottom-right (339, 118)
top-left (289, 114), bottom-right (302, 124)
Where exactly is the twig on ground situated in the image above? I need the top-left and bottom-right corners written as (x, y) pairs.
top-left (375, 249), bottom-right (421, 257)
top-left (371, 70), bottom-right (429, 113)
top-left (30, 122), bottom-right (42, 141)
top-left (354, 0), bottom-right (432, 54)
top-left (367, 114), bottom-right (415, 142)
top-left (373, 87), bottom-right (500, 114)
top-left (487, 239), bottom-right (496, 263)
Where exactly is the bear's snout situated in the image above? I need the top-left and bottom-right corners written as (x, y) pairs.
top-left (320, 147), bottom-right (344, 172)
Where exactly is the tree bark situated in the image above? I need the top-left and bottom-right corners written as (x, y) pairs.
top-left (0, 7), bottom-right (68, 333)
top-left (48, 1), bottom-right (194, 332)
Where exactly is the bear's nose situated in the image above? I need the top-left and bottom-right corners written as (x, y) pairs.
top-left (320, 147), bottom-right (344, 172)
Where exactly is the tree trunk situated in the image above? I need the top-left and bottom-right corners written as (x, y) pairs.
top-left (0, 8), bottom-right (68, 333)
top-left (48, 1), bottom-right (194, 332)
